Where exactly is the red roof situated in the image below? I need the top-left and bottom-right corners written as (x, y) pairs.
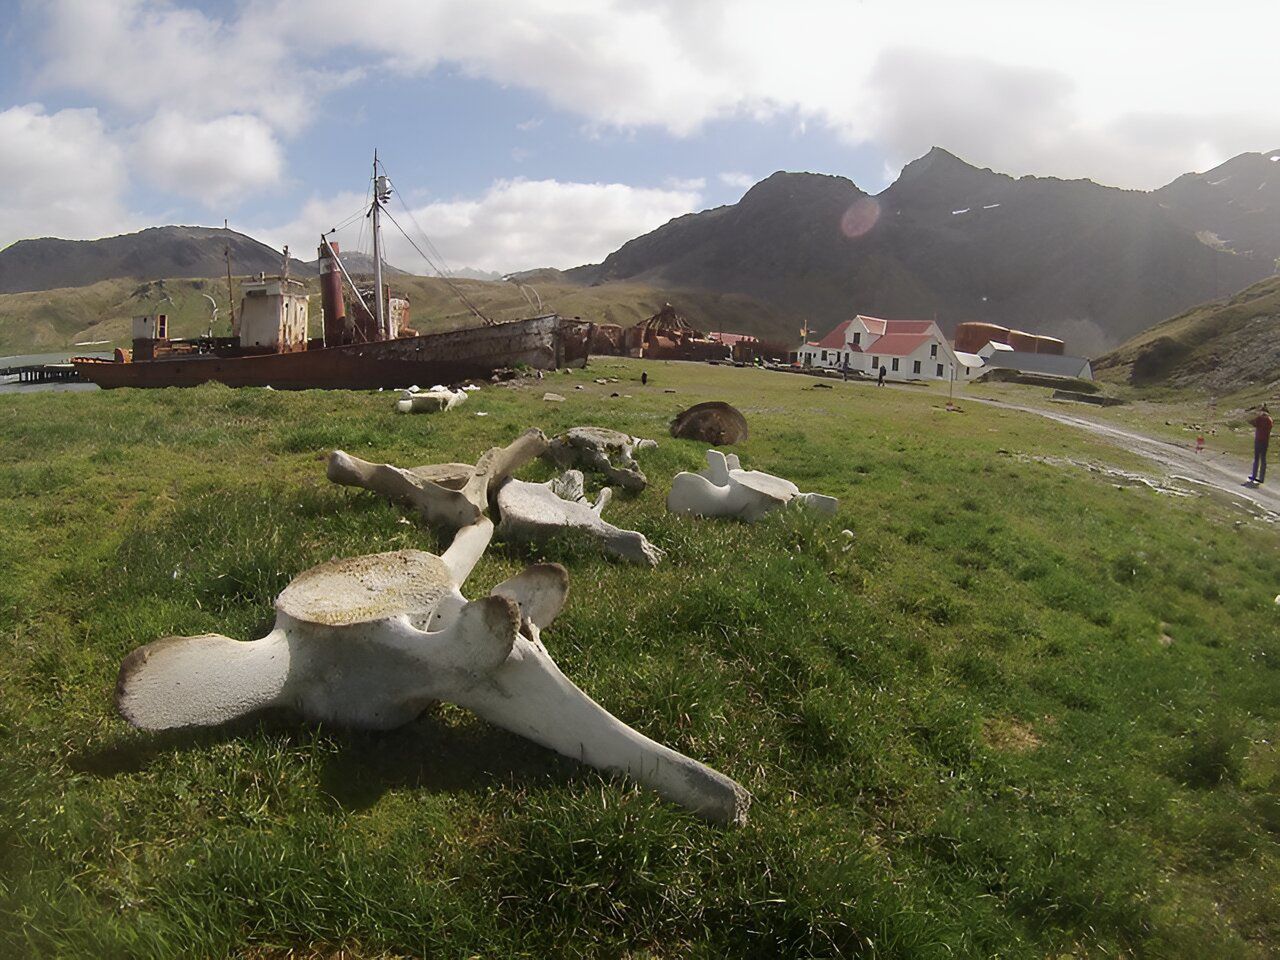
top-left (865, 333), bottom-right (932, 356)
top-left (882, 320), bottom-right (934, 335)
top-left (814, 315), bottom-right (937, 349)
top-left (708, 331), bottom-right (752, 345)
top-left (815, 319), bottom-right (853, 349)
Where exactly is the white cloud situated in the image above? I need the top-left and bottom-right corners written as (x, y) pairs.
top-left (38, 0), bottom-right (340, 133)
top-left (261, 179), bottom-right (701, 274)
top-left (0, 104), bottom-right (135, 246)
top-left (718, 172), bottom-right (756, 190)
top-left (666, 176), bottom-right (707, 191)
top-left (516, 118), bottom-right (543, 132)
top-left (256, 0), bottom-right (1279, 188)
top-left (132, 112), bottom-right (284, 207)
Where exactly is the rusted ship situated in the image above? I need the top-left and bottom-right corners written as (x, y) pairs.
top-left (73, 158), bottom-right (591, 390)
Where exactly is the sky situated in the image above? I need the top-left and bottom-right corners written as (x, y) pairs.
top-left (0, 0), bottom-right (1276, 275)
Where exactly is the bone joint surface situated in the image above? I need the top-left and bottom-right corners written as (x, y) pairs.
top-left (667, 450), bottom-right (839, 522)
top-left (114, 546), bottom-right (748, 824)
top-left (497, 469), bottom-right (664, 566)
top-left (544, 426), bottom-right (656, 492)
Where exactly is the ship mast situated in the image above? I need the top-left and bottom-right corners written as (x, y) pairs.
top-left (370, 151), bottom-right (389, 340)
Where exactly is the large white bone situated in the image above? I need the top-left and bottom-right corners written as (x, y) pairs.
top-left (327, 429), bottom-right (550, 531)
top-left (667, 450), bottom-right (839, 522)
top-left (114, 546), bottom-right (747, 824)
top-left (396, 386), bottom-right (468, 413)
top-left (497, 470), bottom-right (664, 566)
top-left (544, 426), bottom-right (656, 492)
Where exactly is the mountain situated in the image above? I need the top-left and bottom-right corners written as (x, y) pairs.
top-left (0, 225), bottom-right (405, 296)
top-left (568, 147), bottom-right (1276, 351)
top-left (1094, 274), bottom-right (1280, 392)
top-left (1154, 149), bottom-right (1280, 264)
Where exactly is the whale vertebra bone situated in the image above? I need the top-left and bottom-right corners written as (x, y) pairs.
top-left (667, 450), bottom-right (838, 522)
top-left (115, 543), bottom-right (748, 824)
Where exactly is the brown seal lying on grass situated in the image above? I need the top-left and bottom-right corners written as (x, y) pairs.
top-left (669, 401), bottom-right (749, 446)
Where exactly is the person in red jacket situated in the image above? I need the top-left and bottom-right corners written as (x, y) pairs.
top-left (1249, 404), bottom-right (1272, 484)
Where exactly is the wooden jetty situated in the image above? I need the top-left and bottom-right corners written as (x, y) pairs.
top-left (0, 363), bottom-right (82, 384)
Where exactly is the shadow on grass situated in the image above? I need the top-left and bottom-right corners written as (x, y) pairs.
top-left (68, 708), bottom-right (580, 812)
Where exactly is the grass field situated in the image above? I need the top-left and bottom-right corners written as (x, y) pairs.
top-left (1, 360), bottom-right (1277, 957)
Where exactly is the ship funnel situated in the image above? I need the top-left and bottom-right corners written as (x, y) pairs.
top-left (318, 240), bottom-right (348, 347)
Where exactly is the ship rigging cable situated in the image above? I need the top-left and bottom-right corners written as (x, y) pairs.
top-left (380, 206), bottom-right (495, 326)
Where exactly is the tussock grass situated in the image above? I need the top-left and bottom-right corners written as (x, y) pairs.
top-left (0, 360), bottom-right (1277, 957)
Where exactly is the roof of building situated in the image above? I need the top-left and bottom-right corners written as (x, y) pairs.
top-left (880, 319), bottom-right (935, 335)
top-left (982, 351), bottom-right (1092, 379)
top-left (865, 333), bottom-right (932, 356)
top-left (813, 315), bottom-right (938, 349)
top-left (708, 331), bottom-right (753, 345)
top-left (815, 319), bottom-right (854, 348)
top-left (954, 350), bottom-right (985, 367)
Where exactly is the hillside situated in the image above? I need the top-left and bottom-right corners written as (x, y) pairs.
top-left (0, 272), bottom-right (795, 355)
top-left (0, 225), bottom-right (402, 298)
top-left (1094, 274), bottom-right (1280, 391)
top-left (569, 148), bottom-right (1275, 351)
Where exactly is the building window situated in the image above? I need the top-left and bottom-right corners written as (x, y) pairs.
top-left (821, 350), bottom-right (827, 361)
top-left (936, 363), bottom-right (944, 377)
top-left (913, 360), bottom-right (921, 374)
top-left (891, 357), bottom-right (899, 371)
top-left (930, 343), bottom-right (938, 358)
top-left (852, 332), bottom-right (861, 345)
top-left (871, 356), bottom-right (879, 369)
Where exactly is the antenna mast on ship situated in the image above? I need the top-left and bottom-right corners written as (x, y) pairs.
top-left (370, 150), bottom-right (391, 340)
top-left (223, 218), bottom-right (236, 336)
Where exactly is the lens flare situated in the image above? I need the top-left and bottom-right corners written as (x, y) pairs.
top-left (840, 197), bottom-right (880, 238)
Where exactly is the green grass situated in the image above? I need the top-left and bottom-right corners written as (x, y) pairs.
top-left (1, 360), bottom-right (1278, 958)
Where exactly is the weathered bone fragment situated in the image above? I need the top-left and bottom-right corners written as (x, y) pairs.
top-left (667, 450), bottom-right (838, 522)
top-left (396, 386), bottom-right (468, 413)
top-left (327, 429), bottom-right (550, 531)
top-left (497, 470), bottom-right (664, 566)
top-left (115, 544), bottom-right (746, 823)
top-left (544, 426), bottom-right (657, 492)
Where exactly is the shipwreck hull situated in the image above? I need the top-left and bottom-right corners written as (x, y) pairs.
top-left (74, 315), bottom-right (590, 390)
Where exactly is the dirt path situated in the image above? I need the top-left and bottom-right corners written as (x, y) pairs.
top-left (976, 398), bottom-right (1280, 520)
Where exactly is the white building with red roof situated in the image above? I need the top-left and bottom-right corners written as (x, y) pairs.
top-left (798, 315), bottom-right (960, 382)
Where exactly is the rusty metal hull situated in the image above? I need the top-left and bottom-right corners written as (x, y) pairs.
top-left (74, 315), bottom-right (589, 390)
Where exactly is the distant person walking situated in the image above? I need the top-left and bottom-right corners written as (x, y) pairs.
top-left (1249, 404), bottom-right (1272, 484)
top-left (877, 365), bottom-right (887, 387)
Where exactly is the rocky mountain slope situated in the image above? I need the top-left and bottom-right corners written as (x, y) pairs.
top-left (569, 148), bottom-right (1277, 351)
top-left (1154, 149), bottom-right (1280, 265)
top-left (1094, 275), bottom-right (1280, 392)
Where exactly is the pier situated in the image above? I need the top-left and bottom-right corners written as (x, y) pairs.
top-left (0, 363), bottom-right (82, 384)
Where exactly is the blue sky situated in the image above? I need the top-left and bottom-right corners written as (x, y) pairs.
top-left (0, 1), bottom-right (1275, 273)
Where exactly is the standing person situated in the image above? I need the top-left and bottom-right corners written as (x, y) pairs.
top-left (877, 364), bottom-right (887, 387)
top-left (1249, 403), bottom-right (1272, 484)
top-left (641, 370), bottom-right (648, 386)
